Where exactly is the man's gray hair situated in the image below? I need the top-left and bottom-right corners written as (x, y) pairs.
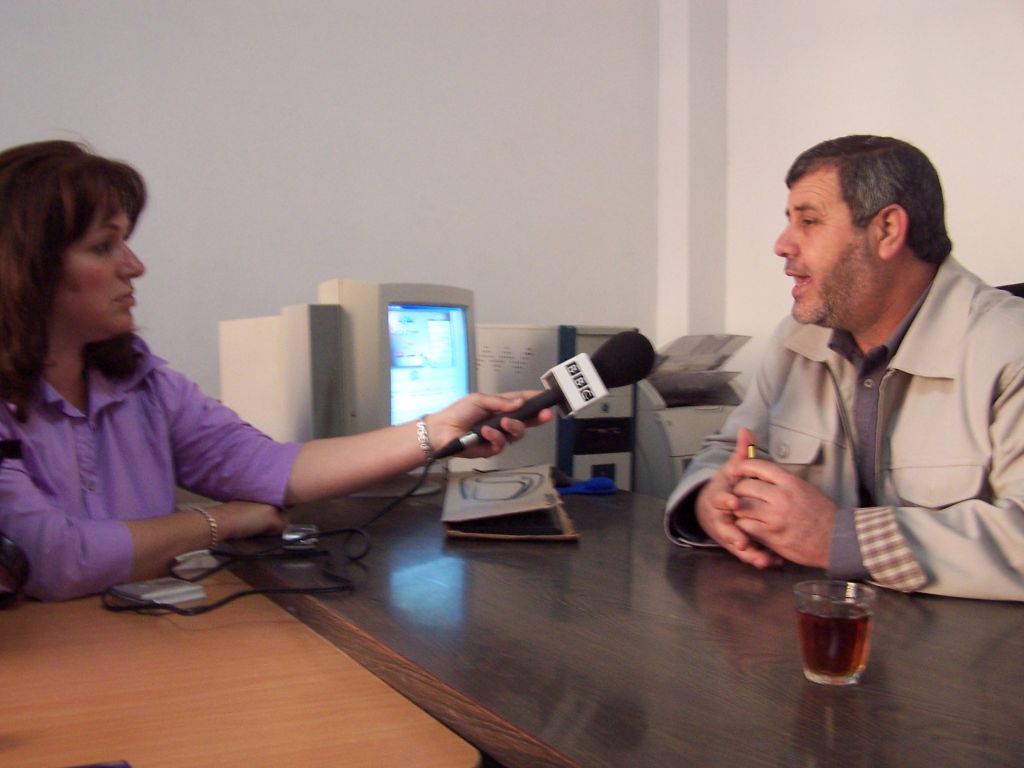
top-left (786, 135), bottom-right (952, 264)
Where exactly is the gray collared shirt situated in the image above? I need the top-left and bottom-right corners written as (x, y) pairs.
top-left (825, 287), bottom-right (930, 578)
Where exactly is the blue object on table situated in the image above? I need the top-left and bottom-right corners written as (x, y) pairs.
top-left (557, 476), bottom-right (618, 495)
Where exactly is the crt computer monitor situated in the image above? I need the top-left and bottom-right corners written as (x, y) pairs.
top-left (317, 279), bottom-right (477, 439)
top-left (388, 301), bottom-right (472, 426)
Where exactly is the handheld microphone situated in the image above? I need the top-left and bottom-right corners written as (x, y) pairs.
top-left (434, 330), bottom-right (655, 460)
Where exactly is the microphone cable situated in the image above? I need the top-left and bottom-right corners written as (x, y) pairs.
top-left (102, 460), bottom-right (438, 615)
top-left (101, 583), bottom-right (349, 616)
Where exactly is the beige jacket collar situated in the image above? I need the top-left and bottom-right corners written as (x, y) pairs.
top-left (783, 257), bottom-right (978, 380)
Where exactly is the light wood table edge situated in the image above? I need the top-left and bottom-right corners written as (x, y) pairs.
top-left (258, 588), bottom-right (581, 768)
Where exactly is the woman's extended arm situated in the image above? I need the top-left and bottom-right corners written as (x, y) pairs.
top-left (285, 391), bottom-right (549, 504)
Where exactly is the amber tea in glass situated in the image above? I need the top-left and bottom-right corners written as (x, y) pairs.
top-left (793, 580), bottom-right (877, 685)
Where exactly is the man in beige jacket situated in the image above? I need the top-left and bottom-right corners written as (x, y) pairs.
top-left (665, 135), bottom-right (1024, 601)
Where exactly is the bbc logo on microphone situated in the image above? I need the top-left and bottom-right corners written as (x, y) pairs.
top-left (544, 352), bottom-right (607, 415)
top-left (565, 361), bottom-right (596, 401)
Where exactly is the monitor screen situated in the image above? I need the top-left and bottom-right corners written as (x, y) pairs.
top-left (388, 303), bottom-right (472, 425)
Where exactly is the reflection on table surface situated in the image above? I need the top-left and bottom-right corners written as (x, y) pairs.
top-left (233, 489), bottom-right (1024, 768)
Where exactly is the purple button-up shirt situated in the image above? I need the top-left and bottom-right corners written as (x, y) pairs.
top-left (0, 337), bottom-right (300, 600)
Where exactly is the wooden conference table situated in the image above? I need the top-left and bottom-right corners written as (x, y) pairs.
top-left (0, 572), bottom-right (479, 768)
top-left (230, 486), bottom-right (1024, 768)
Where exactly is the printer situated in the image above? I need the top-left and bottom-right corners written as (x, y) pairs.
top-left (634, 334), bottom-right (748, 499)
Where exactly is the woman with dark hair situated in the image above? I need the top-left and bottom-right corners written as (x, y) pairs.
top-left (0, 140), bottom-right (547, 600)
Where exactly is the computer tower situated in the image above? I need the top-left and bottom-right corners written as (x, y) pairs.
top-left (218, 304), bottom-right (344, 442)
top-left (449, 324), bottom-right (639, 489)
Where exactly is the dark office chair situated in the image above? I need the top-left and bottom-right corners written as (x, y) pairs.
top-left (998, 282), bottom-right (1024, 298)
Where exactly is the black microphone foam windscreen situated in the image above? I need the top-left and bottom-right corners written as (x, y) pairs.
top-left (589, 331), bottom-right (656, 388)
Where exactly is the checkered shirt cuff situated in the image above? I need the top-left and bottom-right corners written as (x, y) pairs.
top-left (854, 506), bottom-right (929, 592)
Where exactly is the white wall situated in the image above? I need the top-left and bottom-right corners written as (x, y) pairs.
top-left (4, 0), bottom-right (1021, 396)
top-left (1, 0), bottom-right (658, 397)
top-left (721, 0), bottom-right (1024, 381)
top-left (656, 0), bottom-right (729, 342)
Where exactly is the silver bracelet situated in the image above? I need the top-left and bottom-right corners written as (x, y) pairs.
top-left (190, 506), bottom-right (219, 549)
top-left (416, 416), bottom-right (435, 463)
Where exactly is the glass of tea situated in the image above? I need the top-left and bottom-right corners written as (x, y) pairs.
top-left (793, 580), bottom-right (877, 686)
